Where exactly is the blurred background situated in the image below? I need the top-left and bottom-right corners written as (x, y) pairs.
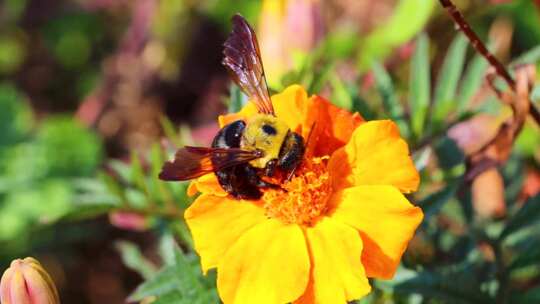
top-left (0, 0), bottom-right (539, 303)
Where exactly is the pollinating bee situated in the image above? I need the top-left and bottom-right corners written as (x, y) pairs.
top-left (159, 14), bottom-right (306, 200)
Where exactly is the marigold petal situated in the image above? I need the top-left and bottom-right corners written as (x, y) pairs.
top-left (217, 220), bottom-right (310, 304)
top-left (184, 194), bottom-right (267, 273)
top-left (187, 173), bottom-right (227, 196)
top-left (329, 186), bottom-right (424, 279)
top-left (295, 217), bottom-right (371, 304)
top-left (328, 120), bottom-right (419, 193)
top-left (305, 95), bottom-right (363, 157)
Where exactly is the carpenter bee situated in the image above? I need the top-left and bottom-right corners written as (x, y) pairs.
top-left (159, 14), bottom-right (305, 200)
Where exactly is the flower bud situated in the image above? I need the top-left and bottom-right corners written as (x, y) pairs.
top-left (0, 257), bottom-right (60, 304)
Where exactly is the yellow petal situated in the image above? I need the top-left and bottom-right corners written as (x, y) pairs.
top-left (187, 173), bottom-right (227, 196)
top-left (328, 120), bottom-right (419, 193)
top-left (217, 219), bottom-right (310, 304)
top-left (296, 217), bottom-right (371, 304)
top-left (184, 194), bottom-right (267, 273)
top-left (330, 186), bottom-right (423, 279)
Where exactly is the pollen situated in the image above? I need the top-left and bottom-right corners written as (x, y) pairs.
top-left (262, 156), bottom-right (332, 226)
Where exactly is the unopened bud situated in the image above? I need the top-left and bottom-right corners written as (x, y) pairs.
top-left (0, 257), bottom-right (60, 304)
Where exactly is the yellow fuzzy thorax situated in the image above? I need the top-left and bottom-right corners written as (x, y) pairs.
top-left (241, 114), bottom-right (290, 168)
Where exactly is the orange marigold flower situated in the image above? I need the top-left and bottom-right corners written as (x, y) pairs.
top-left (185, 85), bottom-right (423, 304)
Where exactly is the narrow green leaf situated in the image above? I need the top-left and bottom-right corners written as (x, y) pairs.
top-left (500, 194), bottom-right (540, 239)
top-left (418, 181), bottom-right (459, 222)
top-left (357, 0), bottom-right (435, 70)
top-left (509, 237), bottom-right (540, 271)
top-left (510, 44), bottom-right (540, 67)
top-left (115, 241), bottom-right (158, 280)
top-left (372, 62), bottom-right (409, 136)
top-left (329, 74), bottom-right (353, 110)
top-left (394, 266), bottom-right (491, 304)
top-left (130, 151), bottom-right (150, 197)
top-left (227, 84), bottom-right (247, 113)
top-left (409, 33), bottom-right (430, 138)
top-left (457, 54), bottom-right (489, 113)
top-left (433, 33), bottom-right (468, 123)
top-left (160, 116), bottom-right (182, 148)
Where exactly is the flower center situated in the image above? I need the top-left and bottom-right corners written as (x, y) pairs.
top-left (262, 156), bottom-right (332, 226)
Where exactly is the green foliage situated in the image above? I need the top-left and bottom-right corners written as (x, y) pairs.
top-left (432, 34), bottom-right (468, 124)
top-left (409, 33), bottom-right (431, 138)
top-left (0, 84), bottom-right (103, 253)
top-left (357, 0), bottom-right (436, 70)
top-left (127, 234), bottom-right (218, 304)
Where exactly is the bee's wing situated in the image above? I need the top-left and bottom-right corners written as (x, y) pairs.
top-left (223, 14), bottom-right (275, 115)
top-left (159, 146), bottom-right (262, 181)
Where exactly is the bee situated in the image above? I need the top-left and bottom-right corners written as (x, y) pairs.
top-left (159, 14), bottom-right (306, 200)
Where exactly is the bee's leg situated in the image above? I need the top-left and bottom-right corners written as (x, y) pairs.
top-left (245, 165), bottom-right (280, 189)
top-left (264, 159), bottom-right (278, 177)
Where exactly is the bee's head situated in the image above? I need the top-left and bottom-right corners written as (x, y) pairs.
top-left (241, 114), bottom-right (290, 168)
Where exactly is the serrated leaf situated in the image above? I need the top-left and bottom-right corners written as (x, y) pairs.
top-left (151, 290), bottom-right (184, 304)
top-left (457, 53), bottom-right (489, 113)
top-left (500, 194), bottom-right (540, 239)
top-left (409, 33), bottom-right (430, 138)
top-left (116, 241), bottom-right (158, 280)
top-left (433, 33), bottom-right (468, 123)
top-left (128, 266), bottom-right (181, 301)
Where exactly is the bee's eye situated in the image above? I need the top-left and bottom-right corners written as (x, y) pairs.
top-left (262, 124), bottom-right (277, 135)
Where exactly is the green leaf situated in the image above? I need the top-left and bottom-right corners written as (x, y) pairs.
top-left (433, 33), bottom-right (468, 123)
top-left (409, 33), bottom-right (431, 138)
top-left (151, 290), bottom-right (184, 304)
top-left (228, 84), bottom-right (247, 113)
top-left (128, 266), bottom-right (181, 301)
top-left (160, 116), bottom-right (182, 148)
top-left (510, 287), bottom-right (540, 303)
top-left (418, 181), bottom-right (459, 222)
top-left (457, 54), bottom-right (489, 113)
top-left (329, 74), bottom-right (353, 110)
top-left (131, 152), bottom-right (149, 196)
top-left (35, 116), bottom-right (102, 177)
top-left (371, 62), bottom-right (409, 136)
top-left (357, 0), bottom-right (435, 70)
top-left (129, 242), bottom-right (218, 303)
top-left (500, 194), bottom-right (540, 239)
top-left (509, 237), bottom-right (540, 271)
top-left (433, 136), bottom-right (464, 170)
top-left (394, 266), bottom-right (491, 304)
top-left (115, 241), bottom-right (158, 280)
top-left (510, 44), bottom-right (540, 67)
